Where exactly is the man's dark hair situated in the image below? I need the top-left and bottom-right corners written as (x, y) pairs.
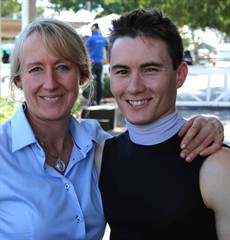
top-left (91, 23), bottom-right (99, 30)
top-left (108, 8), bottom-right (184, 70)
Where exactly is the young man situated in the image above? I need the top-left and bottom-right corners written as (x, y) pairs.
top-left (96, 9), bottom-right (229, 240)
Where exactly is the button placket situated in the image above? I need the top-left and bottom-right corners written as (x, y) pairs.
top-left (65, 182), bottom-right (70, 191)
top-left (75, 215), bottom-right (82, 223)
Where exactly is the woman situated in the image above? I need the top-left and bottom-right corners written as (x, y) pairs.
top-left (0, 18), bottom-right (225, 239)
top-left (0, 18), bottom-right (111, 240)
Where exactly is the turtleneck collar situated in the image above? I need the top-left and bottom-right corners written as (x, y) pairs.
top-left (126, 111), bottom-right (186, 146)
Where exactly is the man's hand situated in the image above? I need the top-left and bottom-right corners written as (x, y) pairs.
top-left (178, 116), bottom-right (224, 162)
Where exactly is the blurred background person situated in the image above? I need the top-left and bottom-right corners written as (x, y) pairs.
top-left (2, 50), bottom-right (10, 63)
top-left (86, 23), bottom-right (109, 105)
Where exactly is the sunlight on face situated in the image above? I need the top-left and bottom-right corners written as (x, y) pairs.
top-left (109, 36), bottom-right (187, 125)
top-left (19, 32), bottom-right (81, 123)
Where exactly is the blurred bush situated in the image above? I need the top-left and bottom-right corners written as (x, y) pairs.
top-left (0, 97), bottom-right (19, 123)
top-left (0, 97), bottom-right (81, 123)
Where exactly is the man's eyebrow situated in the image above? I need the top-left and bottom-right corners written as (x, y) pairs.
top-left (140, 61), bottom-right (164, 68)
top-left (111, 64), bottom-right (129, 70)
top-left (111, 62), bottom-right (165, 71)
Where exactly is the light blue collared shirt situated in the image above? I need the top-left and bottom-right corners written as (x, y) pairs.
top-left (0, 104), bottom-right (111, 240)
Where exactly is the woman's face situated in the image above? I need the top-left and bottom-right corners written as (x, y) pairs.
top-left (17, 32), bottom-right (81, 123)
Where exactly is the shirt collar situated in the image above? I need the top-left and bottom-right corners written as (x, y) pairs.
top-left (11, 104), bottom-right (36, 152)
top-left (11, 104), bottom-right (96, 155)
top-left (69, 116), bottom-right (94, 157)
top-left (92, 32), bottom-right (100, 35)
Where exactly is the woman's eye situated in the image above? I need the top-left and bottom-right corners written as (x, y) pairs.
top-left (29, 67), bottom-right (42, 73)
top-left (57, 65), bottom-right (69, 71)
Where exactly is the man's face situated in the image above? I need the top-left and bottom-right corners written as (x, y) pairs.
top-left (109, 36), bottom-right (187, 125)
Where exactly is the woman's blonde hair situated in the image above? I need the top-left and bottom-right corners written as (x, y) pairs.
top-left (10, 17), bottom-right (93, 96)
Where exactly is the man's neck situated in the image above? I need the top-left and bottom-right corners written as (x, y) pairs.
top-left (126, 112), bottom-right (186, 145)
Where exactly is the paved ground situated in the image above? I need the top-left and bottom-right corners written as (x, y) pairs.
top-left (104, 105), bottom-right (229, 240)
top-left (108, 105), bottom-right (230, 145)
top-left (1, 63), bottom-right (229, 240)
top-left (177, 106), bottom-right (230, 145)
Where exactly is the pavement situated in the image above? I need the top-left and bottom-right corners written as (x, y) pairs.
top-left (103, 104), bottom-right (230, 240)
top-left (107, 103), bottom-right (230, 145)
top-left (1, 63), bottom-right (229, 144)
top-left (1, 63), bottom-right (229, 240)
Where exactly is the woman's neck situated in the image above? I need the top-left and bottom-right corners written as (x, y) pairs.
top-left (24, 103), bottom-right (71, 145)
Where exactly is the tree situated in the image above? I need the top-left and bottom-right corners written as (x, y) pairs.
top-left (1, 0), bottom-right (21, 18)
top-left (49, 0), bottom-right (102, 12)
top-left (49, 0), bottom-right (230, 39)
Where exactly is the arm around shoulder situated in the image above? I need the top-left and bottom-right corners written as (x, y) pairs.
top-left (200, 147), bottom-right (230, 240)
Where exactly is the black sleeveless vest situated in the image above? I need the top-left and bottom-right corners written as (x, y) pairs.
top-left (99, 131), bottom-right (217, 240)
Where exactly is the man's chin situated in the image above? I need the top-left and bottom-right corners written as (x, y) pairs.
top-left (127, 117), bottom-right (151, 126)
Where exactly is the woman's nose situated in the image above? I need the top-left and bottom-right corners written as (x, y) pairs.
top-left (43, 70), bottom-right (59, 90)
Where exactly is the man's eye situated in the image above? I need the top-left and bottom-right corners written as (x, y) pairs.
top-left (146, 67), bottom-right (159, 72)
top-left (116, 69), bottom-right (128, 75)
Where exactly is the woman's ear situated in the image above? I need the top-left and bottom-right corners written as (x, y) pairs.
top-left (80, 78), bottom-right (85, 85)
top-left (176, 62), bottom-right (188, 89)
top-left (14, 77), bottom-right (22, 89)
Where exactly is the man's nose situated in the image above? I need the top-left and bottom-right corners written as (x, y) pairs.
top-left (127, 72), bottom-right (145, 93)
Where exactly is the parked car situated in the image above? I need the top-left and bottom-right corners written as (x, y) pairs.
top-left (183, 50), bottom-right (193, 65)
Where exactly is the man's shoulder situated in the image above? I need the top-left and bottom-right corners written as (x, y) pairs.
top-left (204, 146), bottom-right (230, 167)
top-left (200, 146), bottom-right (230, 199)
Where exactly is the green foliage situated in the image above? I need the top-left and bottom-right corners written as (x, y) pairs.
top-left (2, 0), bottom-right (229, 37)
top-left (103, 76), bottom-right (113, 98)
top-left (49, 0), bottom-right (103, 12)
top-left (82, 76), bottom-right (113, 99)
top-left (49, 0), bottom-right (230, 38)
top-left (0, 97), bottom-right (81, 123)
top-left (1, 0), bottom-right (21, 17)
top-left (71, 98), bottom-right (81, 115)
top-left (0, 97), bottom-right (20, 123)
top-left (2, 0), bottom-right (229, 38)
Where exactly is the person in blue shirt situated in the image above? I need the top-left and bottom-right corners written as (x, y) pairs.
top-left (0, 18), bottom-right (110, 240)
top-left (0, 18), bottom-right (225, 239)
top-left (86, 23), bottom-right (109, 105)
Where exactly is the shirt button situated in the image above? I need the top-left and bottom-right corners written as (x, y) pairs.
top-left (76, 215), bottom-right (81, 223)
top-left (65, 183), bottom-right (70, 191)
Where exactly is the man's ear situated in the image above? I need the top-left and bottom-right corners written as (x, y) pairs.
top-left (176, 62), bottom-right (188, 89)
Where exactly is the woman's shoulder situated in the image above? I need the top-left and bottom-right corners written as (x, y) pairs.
top-left (71, 118), bottom-right (112, 143)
